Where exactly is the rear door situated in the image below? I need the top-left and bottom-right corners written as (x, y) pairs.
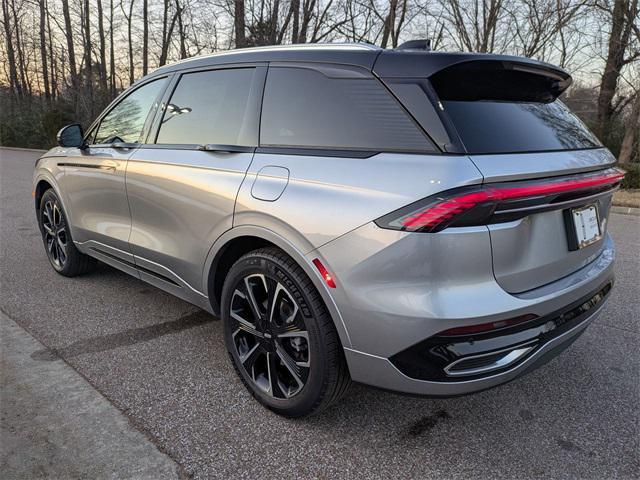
top-left (125, 65), bottom-right (265, 297)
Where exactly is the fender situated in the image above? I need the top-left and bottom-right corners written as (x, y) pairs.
top-left (33, 158), bottom-right (76, 237)
top-left (202, 224), bottom-right (353, 349)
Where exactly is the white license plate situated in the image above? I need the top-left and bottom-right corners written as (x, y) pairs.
top-left (571, 204), bottom-right (601, 249)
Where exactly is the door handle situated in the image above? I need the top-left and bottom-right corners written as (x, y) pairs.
top-left (197, 144), bottom-right (255, 153)
top-left (110, 142), bottom-right (138, 150)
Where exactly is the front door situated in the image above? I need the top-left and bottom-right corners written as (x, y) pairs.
top-left (57, 77), bottom-right (169, 261)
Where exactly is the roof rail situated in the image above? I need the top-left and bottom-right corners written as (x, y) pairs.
top-left (396, 39), bottom-right (431, 51)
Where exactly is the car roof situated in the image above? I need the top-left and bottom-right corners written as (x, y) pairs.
top-left (148, 42), bottom-right (569, 83)
top-left (150, 43), bottom-right (383, 76)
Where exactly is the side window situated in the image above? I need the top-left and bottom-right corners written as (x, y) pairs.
top-left (155, 68), bottom-right (256, 145)
top-left (93, 78), bottom-right (167, 145)
top-left (260, 67), bottom-right (436, 152)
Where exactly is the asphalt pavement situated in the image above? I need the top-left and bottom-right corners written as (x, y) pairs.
top-left (1, 148), bottom-right (639, 479)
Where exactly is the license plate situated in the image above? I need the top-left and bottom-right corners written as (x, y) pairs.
top-left (568, 204), bottom-right (602, 250)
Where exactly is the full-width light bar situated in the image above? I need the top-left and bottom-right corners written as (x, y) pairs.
top-left (376, 168), bottom-right (625, 233)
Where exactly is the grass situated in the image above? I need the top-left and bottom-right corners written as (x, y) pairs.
top-left (613, 190), bottom-right (640, 208)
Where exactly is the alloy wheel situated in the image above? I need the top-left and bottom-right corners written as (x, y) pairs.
top-left (229, 274), bottom-right (310, 399)
top-left (41, 199), bottom-right (68, 269)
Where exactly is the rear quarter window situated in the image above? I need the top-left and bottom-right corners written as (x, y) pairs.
top-left (260, 66), bottom-right (436, 153)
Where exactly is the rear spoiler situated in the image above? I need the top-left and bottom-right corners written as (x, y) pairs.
top-left (373, 52), bottom-right (572, 102)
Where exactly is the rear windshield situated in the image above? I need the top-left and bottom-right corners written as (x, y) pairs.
top-left (442, 100), bottom-right (601, 154)
top-left (402, 60), bottom-right (602, 155)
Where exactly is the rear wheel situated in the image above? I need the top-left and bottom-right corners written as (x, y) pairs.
top-left (38, 189), bottom-right (96, 276)
top-left (221, 247), bottom-right (350, 417)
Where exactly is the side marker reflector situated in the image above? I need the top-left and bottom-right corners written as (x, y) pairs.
top-left (312, 258), bottom-right (336, 288)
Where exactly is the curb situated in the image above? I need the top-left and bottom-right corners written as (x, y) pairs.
top-left (610, 205), bottom-right (640, 216)
top-left (0, 146), bottom-right (47, 153)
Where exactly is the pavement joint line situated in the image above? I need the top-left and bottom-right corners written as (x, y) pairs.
top-left (0, 306), bottom-right (190, 478)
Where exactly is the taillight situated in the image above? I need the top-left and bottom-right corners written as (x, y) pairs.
top-left (376, 168), bottom-right (624, 233)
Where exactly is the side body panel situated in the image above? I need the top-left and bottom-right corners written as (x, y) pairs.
top-left (234, 152), bottom-right (484, 252)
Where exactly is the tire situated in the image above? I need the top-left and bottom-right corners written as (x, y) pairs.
top-left (38, 189), bottom-right (96, 277)
top-left (221, 247), bottom-right (350, 417)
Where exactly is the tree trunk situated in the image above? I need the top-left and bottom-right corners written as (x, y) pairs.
top-left (84, 0), bottom-right (94, 116)
top-left (143, 0), bottom-right (148, 75)
top-left (234, 0), bottom-right (246, 47)
top-left (380, 0), bottom-right (398, 48)
top-left (159, 0), bottom-right (178, 66)
top-left (38, 0), bottom-right (51, 100)
top-left (176, 0), bottom-right (187, 59)
top-left (619, 93), bottom-right (640, 163)
top-left (109, 0), bottom-right (116, 95)
top-left (96, 0), bottom-right (108, 95)
top-left (127, 0), bottom-right (135, 85)
top-left (61, 0), bottom-right (78, 107)
top-left (10, 0), bottom-right (29, 95)
top-left (595, 0), bottom-right (634, 140)
top-left (2, 0), bottom-right (22, 96)
top-left (291, 0), bottom-right (300, 42)
top-left (47, 7), bottom-right (57, 100)
top-left (298, 0), bottom-right (315, 43)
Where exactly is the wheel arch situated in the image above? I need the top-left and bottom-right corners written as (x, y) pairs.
top-left (34, 177), bottom-right (55, 213)
top-left (203, 225), bottom-right (352, 349)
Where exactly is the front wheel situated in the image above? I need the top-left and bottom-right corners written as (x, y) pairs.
top-left (38, 189), bottom-right (96, 276)
top-left (221, 247), bottom-right (350, 417)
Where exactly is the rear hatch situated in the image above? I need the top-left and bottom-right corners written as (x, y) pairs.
top-left (376, 53), bottom-right (620, 293)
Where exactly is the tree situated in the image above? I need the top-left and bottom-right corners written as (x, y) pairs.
top-left (595, 0), bottom-right (640, 140)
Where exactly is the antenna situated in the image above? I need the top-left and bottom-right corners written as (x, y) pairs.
top-left (396, 39), bottom-right (432, 51)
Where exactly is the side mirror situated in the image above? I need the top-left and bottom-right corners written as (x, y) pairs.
top-left (56, 124), bottom-right (86, 149)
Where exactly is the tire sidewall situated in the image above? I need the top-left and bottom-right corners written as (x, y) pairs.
top-left (221, 251), bottom-right (329, 416)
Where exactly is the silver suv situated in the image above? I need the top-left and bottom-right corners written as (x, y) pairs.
top-left (34, 43), bottom-right (622, 417)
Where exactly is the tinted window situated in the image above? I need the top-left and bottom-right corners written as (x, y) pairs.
top-left (156, 68), bottom-right (255, 145)
top-left (260, 67), bottom-right (434, 152)
top-left (94, 78), bottom-right (167, 144)
top-left (443, 100), bottom-right (601, 154)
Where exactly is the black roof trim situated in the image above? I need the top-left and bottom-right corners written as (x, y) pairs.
top-left (373, 50), bottom-right (571, 81)
top-left (148, 44), bottom-right (382, 77)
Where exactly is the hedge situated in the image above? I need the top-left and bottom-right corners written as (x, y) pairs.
top-left (619, 163), bottom-right (640, 190)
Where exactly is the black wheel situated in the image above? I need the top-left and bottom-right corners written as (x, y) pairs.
top-left (38, 189), bottom-right (96, 277)
top-left (221, 247), bottom-right (350, 417)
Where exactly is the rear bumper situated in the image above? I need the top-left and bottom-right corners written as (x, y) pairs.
top-left (316, 225), bottom-right (615, 396)
top-left (344, 284), bottom-right (610, 396)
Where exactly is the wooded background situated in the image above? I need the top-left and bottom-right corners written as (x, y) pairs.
top-left (1, 0), bottom-right (638, 164)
